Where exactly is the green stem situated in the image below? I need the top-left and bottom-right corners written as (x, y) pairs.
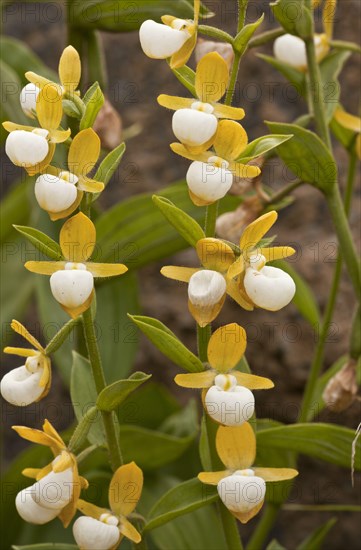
top-left (224, 51), bottom-right (241, 106)
top-left (266, 179), bottom-right (303, 206)
top-left (219, 502), bottom-right (244, 550)
top-left (238, 0), bottom-right (248, 32)
top-left (82, 307), bottom-right (123, 470)
top-left (198, 25), bottom-right (234, 45)
top-left (205, 201), bottom-right (219, 237)
top-left (246, 504), bottom-right (280, 550)
top-left (197, 324), bottom-right (211, 362)
top-left (45, 317), bottom-right (80, 354)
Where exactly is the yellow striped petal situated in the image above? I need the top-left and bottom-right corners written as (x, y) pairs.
top-left (175, 371), bottom-right (215, 388)
top-left (231, 501), bottom-right (264, 524)
top-left (196, 238), bottom-right (235, 271)
top-left (333, 108), bottom-right (361, 133)
top-left (170, 32), bottom-right (197, 69)
top-left (198, 471), bottom-right (228, 485)
top-left (157, 94), bottom-right (194, 111)
top-left (58, 45), bottom-right (81, 92)
top-left (36, 83), bottom-right (63, 130)
top-left (161, 266), bottom-right (201, 282)
top-left (214, 120), bottom-right (248, 161)
top-left (212, 103), bottom-right (245, 120)
top-left (10, 320), bottom-right (44, 351)
top-left (194, 0), bottom-right (201, 24)
top-left (25, 261), bottom-right (66, 275)
top-left (216, 423), bottom-right (256, 470)
top-left (195, 52), bottom-right (229, 103)
top-left (207, 323), bottom-right (247, 372)
top-left (170, 142), bottom-right (210, 162)
top-left (77, 176), bottom-right (104, 193)
top-left (253, 467), bottom-right (298, 481)
top-left (59, 212), bottom-right (96, 262)
top-left (68, 128), bottom-right (100, 177)
top-left (109, 462), bottom-right (143, 517)
top-left (3, 347), bottom-right (38, 357)
top-left (119, 518), bottom-right (141, 544)
top-left (240, 211), bottom-right (278, 252)
top-left (12, 426), bottom-right (59, 448)
top-left (87, 263), bottom-right (128, 277)
top-left (226, 279), bottom-right (254, 310)
top-left (233, 371), bottom-right (274, 390)
top-left (260, 246), bottom-right (296, 262)
top-left (189, 189), bottom-right (214, 207)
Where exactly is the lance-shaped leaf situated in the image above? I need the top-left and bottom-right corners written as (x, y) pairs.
top-left (13, 225), bottom-right (63, 261)
top-left (234, 14), bottom-right (265, 55)
top-left (97, 372), bottom-right (152, 411)
top-left (80, 82), bottom-right (104, 130)
top-left (236, 134), bottom-right (293, 164)
top-left (153, 195), bottom-right (205, 246)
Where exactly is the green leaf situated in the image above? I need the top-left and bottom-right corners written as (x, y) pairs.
top-left (272, 260), bottom-right (321, 326)
top-left (80, 82), bottom-right (104, 130)
top-left (236, 134), bottom-right (293, 163)
top-left (93, 142), bottom-right (126, 189)
top-left (271, 0), bottom-right (313, 38)
top-left (234, 14), bottom-right (265, 55)
top-left (1, 178), bottom-right (32, 243)
top-left (129, 315), bottom-right (204, 373)
top-left (257, 53), bottom-right (306, 96)
top-left (320, 50), bottom-right (351, 121)
top-left (1, 60), bottom-right (28, 142)
top-left (62, 99), bottom-right (82, 119)
top-left (153, 195), bottom-right (205, 246)
top-left (266, 122), bottom-right (337, 192)
top-left (266, 541), bottom-right (287, 550)
top-left (70, 351), bottom-right (106, 446)
top-left (13, 225), bottom-right (63, 260)
top-left (296, 518), bottom-right (337, 550)
top-left (171, 64), bottom-right (196, 96)
top-left (145, 478), bottom-right (218, 531)
top-left (257, 423), bottom-right (361, 469)
top-left (97, 372), bottom-right (152, 411)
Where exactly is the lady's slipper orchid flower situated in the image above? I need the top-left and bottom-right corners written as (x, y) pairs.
top-left (333, 107), bottom-right (361, 160)
top-left (34, 128), bottom-right (104, 220)
top-left (13, 420), bottom-right (88, 527)
top-left (3, 83), bottom-right (70, 176)
top-left (25, 213), bottom-right (128, 318)
top-left (139, 0), bottom-right (200, 68)
top-left (273, 33), bottom-right (329, 70)
top-left (73, 462), bottom-right (143, 550)
top-left (1, 320), bottom-right (51, 406)
top-left (158, 52), bottom-right (245, 152)
top-left (25, 45), bottom-right (81, 97)
top-left (175, 323), bottom-right (273, 426)
top-left (20, 82), bottom-right (40, 118)
top-left (198, 423), bottom-right (298, 523)
top-left (171, 120), bottom-right (261, 205)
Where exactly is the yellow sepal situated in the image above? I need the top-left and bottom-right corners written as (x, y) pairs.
top-left (22, 467), bottom-right (43, 479)
top-left (228, 161), bottom-right (261, 179)
top-left (216, 423), bottom-right (256, 470)
top-left (322, 0), bottom-right (337, 39)
top-left (253, 467), bottom-right (298, 481)
top-left (170, 142), bottom-right (210, 163)
top-left (161, 266), bottom-right (201, 283)
top-left (157, 94), bottom-right (194, 111)
top-left (68, 128), bottom-right (101, 177)
top-left (59, 212), bottom-right (96, 262)
top-left (189, 189), bottom-right (214, 207)
top-left (260, 246), bottom-right (296, 262)
top-left (49, 127), bottom-right (71, 144)
top-left (227, 256), bottom-right (245, 280)
top-left (25, 261), bottom-right (66, 275)
top-left (109, 462), bottom-right (143, 517)
top-left (188, 294), bottom-right (226, 328)
top-left (198, 471), bottom-right (228, 485)
top-left (233, 371), bottom-right (274, 390)
top-left (52, 450), bottom-right (73, 472)
top-left (207, 323), bottom-right (247, 372)
top-left (39, 356), bottom-right (51, 391)
top-left (42, 419), bottom-right (66, 447)
top-left (119, 518), bottom-right (141, 544)
top-left (231, 500), bottom-right (264, 524)
top-left (58, 45), bottom-right (81, 92)
top-left (25, 71), bottom-right (55, 91)
top-left (196, 238), bottom-right (235, 272)
top-left (12, 425), bottom-right (59, 449)
top-left (10, 319), bottom-right (44, 351)
top-left (240, 211), bottom-right (278, 253)
top-left (212, 103), bottom-right (245, 121)
top-left (214, 120), bottom-right (248, 161)
top-left (87, 263), bottom-right (128, 278)
top-left (175, 371), bottom-right (215, 388)
top-left (2, 121), bottom-right (35, 132)
top-left (61, 290), bottom-right (94, 319)
top-left (36, 83), bottom-right (63, 131)
top-left (3, 347), bottom-right (38, 357)
top-left (77, 176), bottom-right (104, 193)
top-left (333, 107), bottom-right (361, 133)
top-left (170, 32), bottom-right (197, 69)
top-left (195, 52), bottom-right (229, 103)
top-left (77, 499), bottom-right (109, 520)
top-left (226, 279), bottom-right (254, 310)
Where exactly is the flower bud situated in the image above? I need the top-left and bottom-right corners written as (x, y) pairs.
top-left (139, 19), bottom-right (190, 59)
top-left (16, 489), bottom-right (59, 524)
top-left (35, 172), bottom-right (78, 213)
top-left (244, 265), bottom-right (296, 311)
top-left (186, 157), bottom-right (233, 203)
top-left (273, 33), bottom-right (328, 70)
top-left (50, 263), bottom-right (94, 309)
top-left (73, 516), bottom-right (120, 550)
top-left (0, 360), bottom-right (44, 406)
top-left (188, 270), bottom-right (226, 307)
top-left (5, 130), bottom-right (49, 167)
top-left (217, 473), bottom-right (266, 513)
top-left (20, 83), bottom-right (40, 118)
top-left (195, 39), bottom-right (234, 70)
top-left (205, 375), bottom-right (255, 426)
top-left (172, 103), bottom-right (218, 146)
top-left (323, 359), bottom-right (358, 412)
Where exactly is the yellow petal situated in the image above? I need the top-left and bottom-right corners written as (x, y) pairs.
top-left (226, 279), bottom-right (254, 311)
top-left (58, 501), bottom-right (77, 528)
top-left (25, 71), bottom-right (55, 90)
top-left (49, 127), bottom-right (71, 144)
top-left (36, 83), bottom-right (63, 130)
top-left (196, 238), bottom-right (235, 272)
top-left (260, 246), bottom-right (296, 262)
top-left (61, 290), bottom-right (94, 319)
top-left (212, 103), bottom-right (245, 120)
top-left (80, 476), bottom-right (89, 489)
top-left (59, 212), bottom-right (96, 262)
top-left (77, 176), bottom-right (104, 193)
top-left (356, 134), bottom-right (361, 160)
top-left (214, 120), bottom-right (248, 161)
top-left (77, 499), bottom-right (109, 519)
top-left (216, 423), bottom-right (256, 470)
top-left (322, 0), bottom-right (337, 39)
top-left (240, 211), bottom-right (278, 253)
top-left (195, 52), bottom-right (229, 103)
top-left (228, 161), bottom-right (261, 179)
top-left (170, 142), bottom-right (210, 163)
top-left (39, 356), bottom-right (51, 389)
top-left (198, 471), bottom-right (228, 485)
top-left (2, 122), bottom-right (35, 132)
top-left (10, 320), bottom-right (44, 351)
top-left (68, 128), bottom-right (100, 177)
top-left (188, 294), bottom-right (226, 328)
top-left (170, 32), bottom-right (197, 69)
top-left (12, 426), bottom-right (58, 448)
top-left (25, 261), bottom-right (66, 275)
top-left (119, 518), bottom-right (141, 544)
top-left (231, 500), bottom-right (264, 524)
top-left (227, 256), bottom-right (245, 280)
top-left (109, 462), bottom-right (143, 517)
top-left (48, 191), bottom-right (83, 221)
top-left (207, 323), bottom-right (247, 372)
top-left (3, 347), bottom-right (38, 357)
top-left (42, 419), bottom-right (65, 446)
top-left (25, 142), bottom-right (56, 177)
top-left (58, 45), bottom-right (81, 92)
top-left (157, 94), bottom-right (194, 111)
top-left (161, 266), bottom-right (201, 283)
top-left (194, 0), bottom-right (201, 24)
top-left (233, 371), bottom-right (274, 390)
top-left (253, 467), bottom-right (298, 482)
top-left (333, 108), bottom-right (361, 133)
top-left (175, 371), bottom-right (215, 388)
top-left (22, 468), bottom-right (42, 479)
top-left (52, 451), bottom-right (73, 473)
top-left (87, 263), bottom-right (128, 277)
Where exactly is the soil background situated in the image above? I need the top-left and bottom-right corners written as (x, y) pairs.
top-left (1, 1), bottom-right (361, 549)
